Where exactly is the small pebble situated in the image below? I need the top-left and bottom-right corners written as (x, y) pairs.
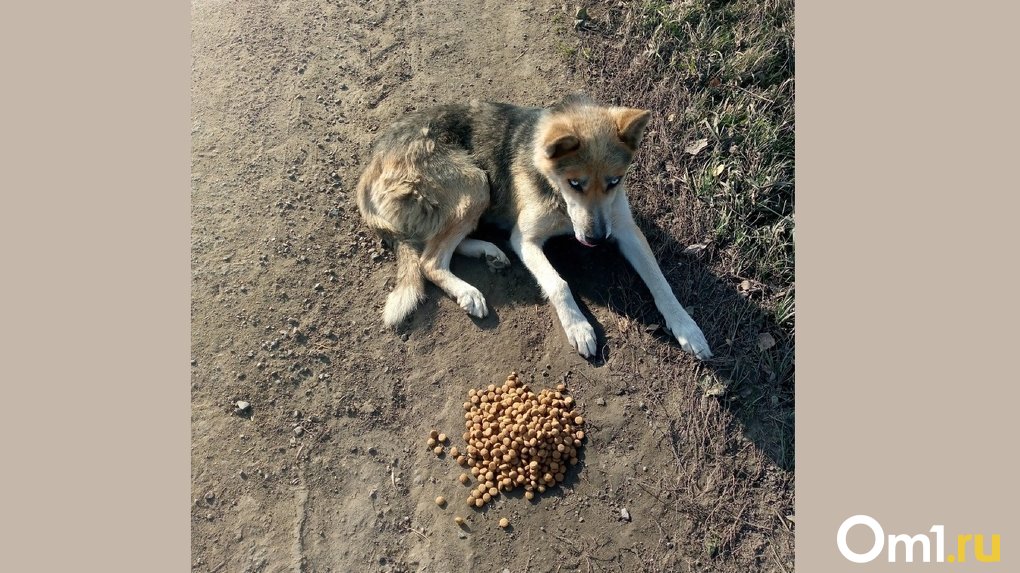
top-left (458, 531), bottom-right (467, 539)
top-left (620, 508), bottom-right (631, 522)
top-left (595, 397), bottom-right (606, 406)
top-left (294, 426), bottom-right (305, 436)
top-left (204, 491), bottom-right (215, 503)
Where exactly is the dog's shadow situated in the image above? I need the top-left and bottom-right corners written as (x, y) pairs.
top-left (398, 217), bottom-right (793, 470)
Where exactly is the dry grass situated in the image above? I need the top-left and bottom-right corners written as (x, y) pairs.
top-left (563, 0), bottom-right (796, 569)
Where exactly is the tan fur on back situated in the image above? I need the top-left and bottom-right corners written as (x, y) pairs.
top-left (356, 133), bottom-right (489, 245)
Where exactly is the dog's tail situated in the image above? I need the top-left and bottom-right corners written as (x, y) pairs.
top-left (383, 241), bottom-right (426, 327)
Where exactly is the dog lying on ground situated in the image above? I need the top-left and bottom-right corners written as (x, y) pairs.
top-left (356, 95), bottom-right (712, 360)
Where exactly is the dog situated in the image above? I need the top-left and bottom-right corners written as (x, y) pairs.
top-left (356, 94), bottom-right (712, 360)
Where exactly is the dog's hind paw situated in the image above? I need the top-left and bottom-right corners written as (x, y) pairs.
top-left (485, 252), bottom-right (511, 273)
top-left (457, 288), bottom-right (489, 318)
top-left (564, 320), bottom-right (597, 358)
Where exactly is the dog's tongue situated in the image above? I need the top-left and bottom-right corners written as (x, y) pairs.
top-left (577, 237), bottom-right (596, 247)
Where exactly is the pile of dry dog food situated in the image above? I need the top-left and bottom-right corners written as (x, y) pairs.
top-left (429, 371), bottom-right (586, 509)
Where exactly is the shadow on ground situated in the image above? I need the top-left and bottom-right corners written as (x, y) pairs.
top-left (393, 218), bottom-right (794, 471)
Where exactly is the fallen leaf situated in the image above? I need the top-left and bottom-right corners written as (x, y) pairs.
top-left (684, 138), bottom-right (708, 155)
top-left (713, 163), bottom-right (726, 177)
top-left (699, 375), bottom-right (728, 397)
top-left (703, 383), bottom-right (727, 397)
top-left (682, 241), bottom-right (710, 258)
top-left (757, 333), bottom-right (776, 351)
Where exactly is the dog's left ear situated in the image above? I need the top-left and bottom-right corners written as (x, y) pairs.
top-left (614, 108), bottom-right (652, 151)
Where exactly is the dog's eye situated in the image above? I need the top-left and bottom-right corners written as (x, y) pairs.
top-left (606, 176), bottom-right (622, 188)
top-left (567, 179), bottom-right (583, 191)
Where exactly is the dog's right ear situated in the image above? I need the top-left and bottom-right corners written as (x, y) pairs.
top-left (543, 127), bottom-right (581, 159)
top-left (613, 108), bottom-right (652, 151)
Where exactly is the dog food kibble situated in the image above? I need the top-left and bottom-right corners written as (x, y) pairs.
top-left (433, 446), bottom-right (443, 455)
top-left (427, 437), bottom-right (437, 447)
top-left (449, 446), bottom-right (459, 457)
top-left (453, 371), bottom-right (585, 509)
top-left (438, 433), bottom-right (447, 443)
top-left (435, 496), bottom-right (446, 507)
top-left (458, 473), bottom-right (471, 485)
top-left (454, 516), bottom-right (465, 525)
top-left (499, 517), bottom-right (510, 528)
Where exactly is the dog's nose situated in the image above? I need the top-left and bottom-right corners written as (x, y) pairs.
top-left (578, 234), bottom-right (605, 247)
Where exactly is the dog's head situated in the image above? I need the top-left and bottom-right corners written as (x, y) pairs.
top-left (534, 95), bottom-right (651, 246)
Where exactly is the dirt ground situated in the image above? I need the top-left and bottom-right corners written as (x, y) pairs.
top-left (191, 0), bottom-right (794, 571)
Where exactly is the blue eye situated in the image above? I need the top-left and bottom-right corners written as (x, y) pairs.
top-left (568, 179), bottom-right (583, 191)
top-left (607, 176), bottom-right (622, 188)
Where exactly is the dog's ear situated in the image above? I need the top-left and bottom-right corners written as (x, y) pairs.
top-left (543, 126), bottom-right (581, 159)
top-left (614, 108), bottom-right (652, 151)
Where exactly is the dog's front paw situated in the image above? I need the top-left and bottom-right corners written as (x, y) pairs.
top-left (485, 251), bottom-right (511, 273)
top-left (564, 320), bottom-right (597, 358)
top-left (666, 316), bottom-right (713, 360)
top-left (457, 287), bottom-right (489, 318)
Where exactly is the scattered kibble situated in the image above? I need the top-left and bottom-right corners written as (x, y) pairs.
top-left (438, 433), bottom-right (447, 443)
top-left (450, 371), bottom-right (585, 509)
top-left (433, 446), bottom-right (443, 455)
top-left (435, 496), bottom-right (446, 507)
top-left (430, 430), bottom-right (439, 440)
top-left (499, 517), bottom-right (510, 528)
top-left (458, 473), bottom-right (470, 485)
top-left (427, 437), bottom-right (437, 447)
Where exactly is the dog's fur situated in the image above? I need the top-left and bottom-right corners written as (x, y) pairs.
top-left (356, 95), bottom-right (712, 360)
